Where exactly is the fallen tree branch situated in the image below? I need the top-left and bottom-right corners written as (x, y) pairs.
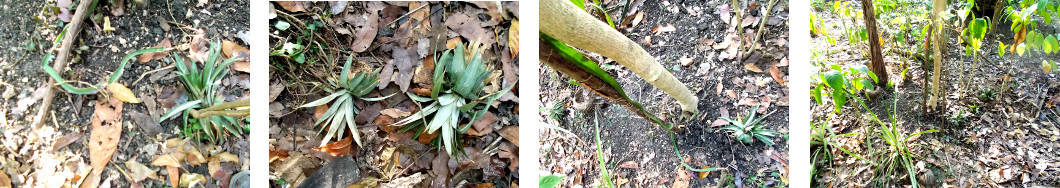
top-left (33, 0), bottom-right (96, 128)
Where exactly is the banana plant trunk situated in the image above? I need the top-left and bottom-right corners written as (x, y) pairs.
top-left (860, 0), bottom-right (889, 87)
top-left (540, 0), bottom-right (699, 115)
top-left (539, 40), bottom-right (671, 129)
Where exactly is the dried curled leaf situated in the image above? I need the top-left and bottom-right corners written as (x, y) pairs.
top-left (107, 83), bottom-right (140, 103)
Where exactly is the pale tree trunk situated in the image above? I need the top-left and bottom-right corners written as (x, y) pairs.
top-left (860, 0), bottom-right (889, 87)
top-left (928, 0), bottom-right (945, 110)
top-left (540, 0), bottom-right (699, 114)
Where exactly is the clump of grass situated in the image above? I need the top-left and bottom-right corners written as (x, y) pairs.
top-left (160, 40), bottom-right (248, 142)
top-left (720, 105), bottom-right (779, 145)
top-left (852, 90), bottom-right (936, 187)
top-left (810, 118), bottom-right (866, 182)
top-left (394, 42), bottom-right (517, 156)
top-left (298, 55), bottom-right (392, 147)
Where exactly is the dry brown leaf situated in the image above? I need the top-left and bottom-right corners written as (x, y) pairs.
top-left (618, 161), bottom-right (639, 169)
top-left (632, 12), bottom-right (644, 27)
top-left (86, 98), bottom-right (124, 188)
top-left (137, 38), bottom-right (171, 63)
top-left (124, 160), bottom-right (157, 182)
top-left (715, 83), bottom-right (723, 96)
top-left (313, 137), bottom-right (354, 157)
top-left (274, 1), bottom-right (306, 12)
top-left (472, 112), bottom-right (499, 134)
top-left (725, 90), bottom-right (738, 99)
top-left (769, 65), bottom-right (785, 86)
top-left (0, 169), bottom-right (9, 187)
top-left (375, 115), bottom-right (400, 133)
top-left (446, 37), bottom-right (462, 49)
top-left (232, 61), bottom-right (250, 73)
top-left (216, 152), bottom-right (239, 163)
top-left (269, 149), bottom-right (289, 162)
top-left (652, 23), bottom-right (676, 35)
top-left (107, 83), bottom-right (140, 103)
top-left (711, 118), bottom-right (730, 127)
top-left (738, 98), bottom-right (760, 106)
top-left (497, 126), bottom-right (519, 147)
top-left (680, 55), bottom-right (695, 66)
top-left (51, 133), bottom-right (82, 152)
top-left (188, 29), bottom-right (208, 63)
top-left (445, 13), bottom-right (496, 46)
top-left (777, 57), bottom-right (788, 66)
top-left (178, 173), bottom-right (205, 188)
top-left (744, 63), bottom-right (763, 73)
top-left (313, 104), bottom-right (329, 124)
top-left (380, 108), bottom-right (412, 119)
top-left (508, 19), bottom-right (520, 56)
top-left (208, 157), bottom-right (221, 181)
top-left (166, 167), bottom-right (179, 187)
top-left (418, 130), bottom-right (439, 145)
top-left (349, 2), bottom-right (384, 52)
top-left (151, 154), bottom-right (182, 168)
top-left (672, 168), bottom-right (691, 188)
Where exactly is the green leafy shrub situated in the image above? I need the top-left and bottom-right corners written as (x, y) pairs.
top-left (298, 55), bottom-right (392, 147)
top-left (812, 64), bottom-right (879, 114)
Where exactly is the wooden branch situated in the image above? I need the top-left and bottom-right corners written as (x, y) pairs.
top-left (33, 0), bottom-right (94, 128)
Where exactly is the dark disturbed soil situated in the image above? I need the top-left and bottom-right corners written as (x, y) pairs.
top-left (540, 0), bottom-right (789, 187)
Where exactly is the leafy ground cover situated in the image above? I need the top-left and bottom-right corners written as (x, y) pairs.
top-left (267, 1), bottom-right (520, 187)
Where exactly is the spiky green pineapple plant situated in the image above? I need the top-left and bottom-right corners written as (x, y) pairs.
top-left (159, 40), bottom-right (247, 142)
top-left (720, 105), bottom-right (778, 145)
top-left (299, 55), bottom-right (392, 147)
top-left (394, 42), bottom-right (517, 156)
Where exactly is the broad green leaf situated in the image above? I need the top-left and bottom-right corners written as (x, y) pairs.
top-left (568, 0), bottom-right (585, 10)
top-left (812, 83), bottom-right (823, 105)
top-left (540, 175), bottom-right (565, 188)
top-left (1048, 35), bottom-right (1059, 54)
top-left (823, 70), bottom-right (846, 113)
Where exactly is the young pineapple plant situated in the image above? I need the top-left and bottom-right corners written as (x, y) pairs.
top-left (720, 105), bottom-right (778, 145)
top-left (394, 42), bottom-right (517, 156)
top-left (160, 40), bottom-right (248, 142)
top-left (299, 55), bottom-right (392, 147)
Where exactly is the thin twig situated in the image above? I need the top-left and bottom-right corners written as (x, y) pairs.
top-left (742, 0), bottom-right (778, 57)
top-left (33, 0), bottom-right (94, 128)
top-left (131, 65), bottom-right (174, 86)
top-left (383, 3), bottom-right (431, 28)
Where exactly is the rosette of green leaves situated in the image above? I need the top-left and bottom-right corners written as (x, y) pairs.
top-left (394, 42), bottom-right (517, 156)
top-left (299, 55), bottom-right (392, 147)
top-left (159, 40), bottom-right (243, 142)
top-left (720, 105), bottom-right (778, 145)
